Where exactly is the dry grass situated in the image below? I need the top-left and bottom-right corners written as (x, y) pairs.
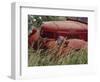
top-left (28, 47), bottom-right (88, 66)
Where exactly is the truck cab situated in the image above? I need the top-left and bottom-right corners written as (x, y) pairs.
top-left (40, 21), bottom-right (88, 41)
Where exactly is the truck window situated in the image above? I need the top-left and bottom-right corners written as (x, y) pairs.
top-left (45, 32), bottom-right (54, 38)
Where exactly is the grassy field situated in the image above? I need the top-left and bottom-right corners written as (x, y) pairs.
top-left (28, 47), bottom-right (88, 66)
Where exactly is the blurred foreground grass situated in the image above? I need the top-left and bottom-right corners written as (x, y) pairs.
top-left (28, 48), bottom-right (88, 66)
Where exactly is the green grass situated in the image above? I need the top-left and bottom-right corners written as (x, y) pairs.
top-left (28, 47), bottom-right (88, 66)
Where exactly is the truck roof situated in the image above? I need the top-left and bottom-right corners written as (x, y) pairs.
top-left (41, 21), bottom-right (87, 31)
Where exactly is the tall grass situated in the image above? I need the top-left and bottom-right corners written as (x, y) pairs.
top-left (28, 47), bottom-right (88, 66)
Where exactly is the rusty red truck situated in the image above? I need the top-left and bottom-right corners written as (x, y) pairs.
top-left (28, 20), bottom-right (88, 50)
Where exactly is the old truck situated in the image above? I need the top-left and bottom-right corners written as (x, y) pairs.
top-left (28, 20), bottom-right (88, 49)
